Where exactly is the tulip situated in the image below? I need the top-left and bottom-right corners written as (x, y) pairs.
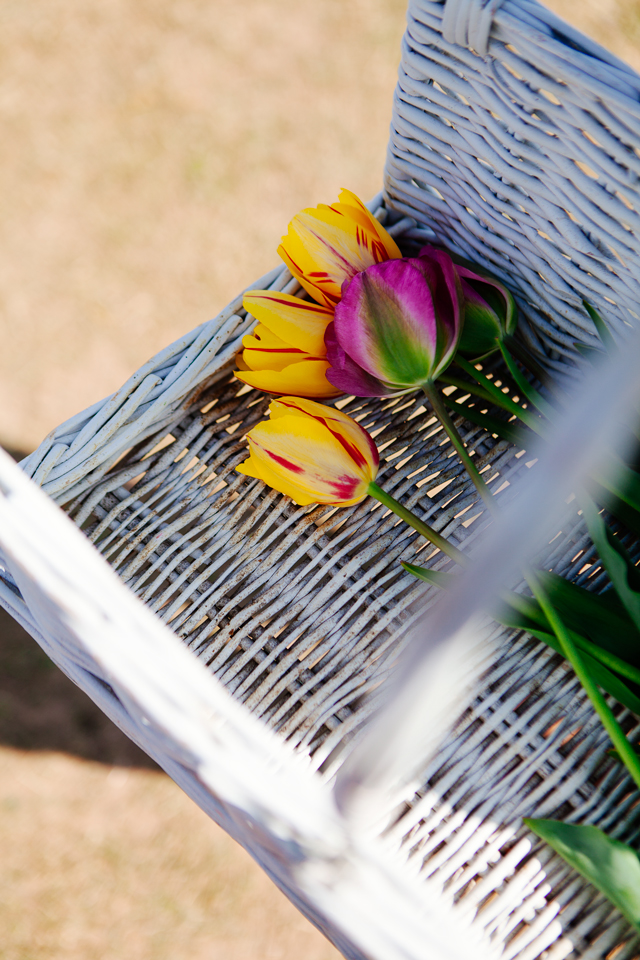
top-left (448, 255), bottom-right (517, 359)
top-left (237, 396), bottom-right (378, 506)
top-left (414, 250), bottom-right (545, 441)
top-left (278, 189), bottom-right (402, 309)
top-left (325, 250), bottom-right (463, 396)
top-left (237, 396), bottom-right (467, 563)
top-left (324, 251), bottom-right (497, 512)
top-left (235, 291), bottom-right (341, 398)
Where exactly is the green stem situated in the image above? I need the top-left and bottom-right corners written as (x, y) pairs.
top-left (527, 569), bottom-right (640, 792)
top-left (368, 480), bottom-right (468, 566)
top-left (453, 356), bottom-right (546, 437)
top-left (576, 635), bottom-right (640, 688)
top-left (499, 342), bottom-right (556, 420)
top-left (438, 372), bottom-right (497, 406)
top-left (423, 383), bottom-right (497, 515)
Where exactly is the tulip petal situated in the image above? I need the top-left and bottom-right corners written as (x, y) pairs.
top-left (241, 324), bottom-right (307, 372)
top-left (242, 348), bottom-right (308, 373)
top-left (238, 413), bottom-right (371, 505)
top-left (335, 259), bottom-right (439, 386)
top-left (325, 322), bottom-right (396, 397)
top-left (456, 264), bottom-right (517, 337)
top-left (337, 189), bottom-right (402, 261)
top-left (234, 359), bottom-right (342, 398)
top-left (235, 350), bottom-right (250, 372)
top-left (268, 397), bottom-right (379, 475)
top-left (278, 215), bottom-right (369, 308)
top-left (237, 448), bottom-right (320, 506)
top-left (278, 191), bottom-right (401, 308)
top-left (243, 291), bottom-right (333, 355)
top-left (420, 247), bottom-right (517, 340)
top-left (419, 250), bottom-right (463, 376)
top-left (456, 280), bottom-right (502, 356)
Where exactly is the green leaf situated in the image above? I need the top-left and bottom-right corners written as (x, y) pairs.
top-left (400, 562), bottom-right (455, 588)
top-left (441, 394), bottom-right (529, 446)
top-left (498, 342), bottom-right (555, 419)
top-left (501, 334), bottom-right (554, 390)
top-left (538, 571), bottom-right (640, 669)
top-left (496, 572), bottom-right (640, 668)
top-left (438, 372), bottom-right (496, 406)
top-left (591, 457), bottom-right (640, 517)
top-left (495, 615), bottom-right (640, 716)
top-left (590, 479), bottom-right (640, 539)
top-left (404, 562), bottom-right (640, 714)
top-left (583, 302), bottom-right (616, 354)
top-left (453, 355), bottom-right (539, 428)
top-left (581, 496), bottom-right (640, 632)
top-left (524, 820), bottom-right (640, 931)
top-left (574, 341), bottom-right (603, 362)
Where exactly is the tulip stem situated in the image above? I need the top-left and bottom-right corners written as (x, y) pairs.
top-left (423, 383), bottom-right (497, 515)
top-left (367, 481), bottom-right (468, 566)
top-left (452, 356), bottom-right (547, 437)
top-left (498, 342), bottom-right (556, 420)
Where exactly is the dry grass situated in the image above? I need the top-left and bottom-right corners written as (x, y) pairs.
top-left (0, 748), bottom-right (339, 960)
top-left (0, 0), bottom-right (407, 450)
top-left (0, 5), bottom-right (411, 952)
top-left (1, 0), bottom-right (637, 451)
top-left (0, 606), bottom-right (341, 959)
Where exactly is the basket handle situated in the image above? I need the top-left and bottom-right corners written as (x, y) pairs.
top-left (442, 0), bottom-right (504, 56)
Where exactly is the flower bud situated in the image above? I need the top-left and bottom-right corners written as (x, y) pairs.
top-left (235, 291), bottom-right (341, 398)
top-left (422, 248), bottom-right (517, 359)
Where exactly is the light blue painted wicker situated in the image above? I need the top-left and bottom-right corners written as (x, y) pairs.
top-left (386, 0), bottom-right (640, 376)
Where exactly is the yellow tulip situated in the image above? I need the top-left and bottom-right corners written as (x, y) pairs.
top-left (278, 189), bottom-right (402, 309)
top-left (235, 291), bottom-right (341, 398)
top-left (237, 396), bottom-right (379, 506)
top-left (237, 396), bottom-right (469, 565)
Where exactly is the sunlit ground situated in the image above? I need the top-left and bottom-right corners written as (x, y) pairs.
top-left (0, 605), bottom-right (341, 960)
top-left (0, 0), bottom-right (407, 451)
top-left (0, 750), bottom-right (339, 960)
top-left (0, 0), bottom-right (639, 956)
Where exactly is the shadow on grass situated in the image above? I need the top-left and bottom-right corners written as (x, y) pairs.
top-left (0, 442), bottom-right (158, 769)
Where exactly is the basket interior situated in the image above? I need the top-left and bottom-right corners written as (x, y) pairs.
top-left (63, 358), bottom-right (520, 764)
top-left (56, 337), bottom-right (640, 956)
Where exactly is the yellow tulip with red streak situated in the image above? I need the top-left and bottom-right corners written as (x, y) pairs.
top-left (237, 396), bottom-right (379, 506)
top-left (277, 189), bottom-right (401, 309)
top-left (235, 290), bottom-right (340, 398)
top-left (236, 190), bottom-right (400, 398)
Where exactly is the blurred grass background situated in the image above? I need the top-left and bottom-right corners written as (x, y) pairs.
top-left (0, 0), bottom-right (408, 453)
top-left (0, 0), bottom-right (638, 956)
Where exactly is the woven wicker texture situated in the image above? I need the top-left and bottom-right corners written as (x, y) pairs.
top-left (2, 0), bottom-right (640, 956)
top-left (9, 224), bottom-right (640, 956)
top-left (386, 0), bottom-right (640, 377)
top-left (20, 231), bottom-right (522, 761)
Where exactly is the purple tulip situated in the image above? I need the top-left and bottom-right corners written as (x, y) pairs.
top-left (419, 247), bottom-right (517, 359)
top-left (325, 250), bottom-right (463, 397)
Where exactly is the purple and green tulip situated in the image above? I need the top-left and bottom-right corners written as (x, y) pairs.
top-left (324, 246), bottom-right (518, 397)
top-left (324, 248), bottom-right (463, 397)
top-left (324, 247), bottom-right (497, 511)
top-left (454, 257), bottom-right (517, 360)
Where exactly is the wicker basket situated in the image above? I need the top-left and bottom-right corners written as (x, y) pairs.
top-left (2, 0), bottom-right (640, 957)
